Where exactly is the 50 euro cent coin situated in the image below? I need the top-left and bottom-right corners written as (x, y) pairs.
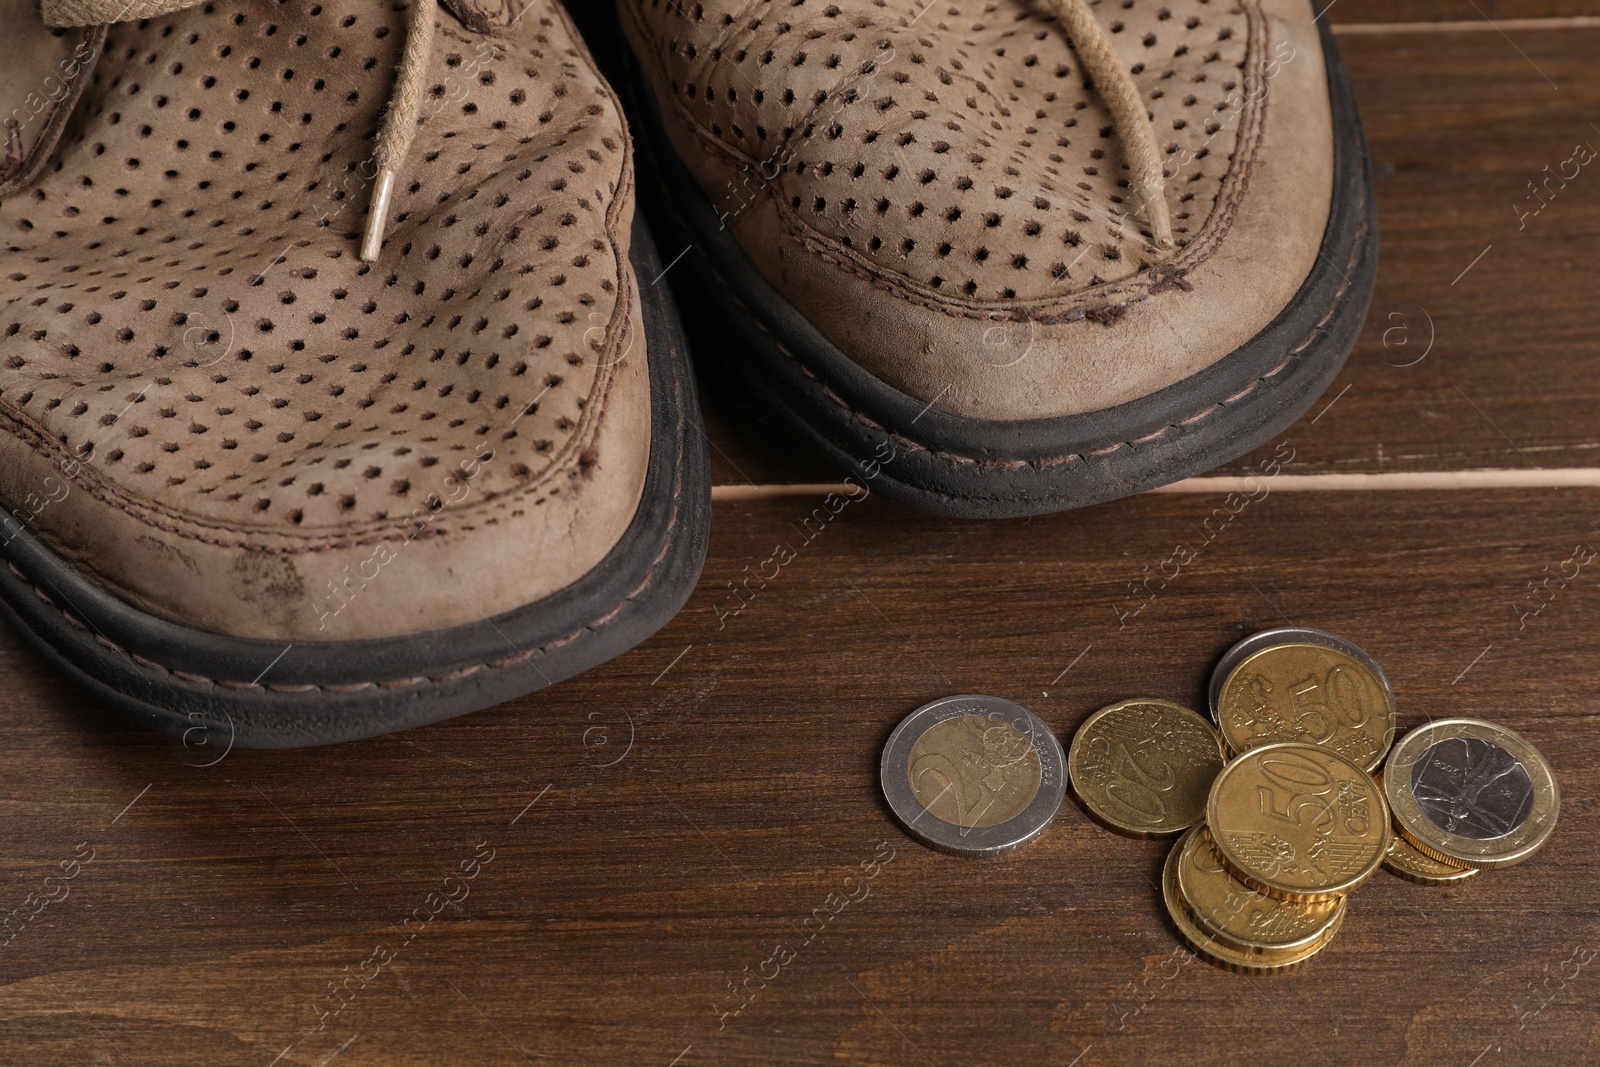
top-left (1212, 629), bottom-right (1396, 772)
top-left (1207, 742), bottom-right (1389, 901)
top-left (1163, 826), bottom-right (1345, 973)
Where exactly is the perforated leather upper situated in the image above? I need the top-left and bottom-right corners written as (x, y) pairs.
top-left (621, 0), bottom-right (1335, 424)
top-left (4, 0), bottom-right (633, 529)
top-left (0, 0), bottom-right (654, 640)
top-left (624, 0), bottom-right (1257, 308)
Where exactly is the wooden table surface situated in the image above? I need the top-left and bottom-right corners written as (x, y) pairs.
top-left (4, 5), bottom-right (1599, 1066)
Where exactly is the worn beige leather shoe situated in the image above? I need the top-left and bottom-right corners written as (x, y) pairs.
top-left (0, 0), bottom-right (709, 746)
top-left (615, 0), bottom-right (1375, 516)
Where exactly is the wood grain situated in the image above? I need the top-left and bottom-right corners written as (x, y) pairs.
top-left (1329, 4), bottom-right (1599, 26)
top-left (2, 486), bottom-right (1598, 1065)
top-left (2, 13), bottom-right (1598, 1067)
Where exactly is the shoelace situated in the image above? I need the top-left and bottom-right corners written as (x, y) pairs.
top-left (41, 0), bottom-right (440, 263)
top-left (40, 0), bottom-right (1171, 255)
top-left (1047, 0), bottom-right (1173, 249)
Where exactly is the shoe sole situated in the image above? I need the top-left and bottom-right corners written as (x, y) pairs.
top-left (616, 5), bottom-right (1377, 518)
top-left (0, 218), bottom-right (711, 748)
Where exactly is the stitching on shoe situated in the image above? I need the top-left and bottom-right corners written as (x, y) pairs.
top-left (773, 8), bottom-right (1274, 324)
top-left (777, 19), bottom-right (1274, 330)
top-left (0, 328), bottom-right (627, 555)
top-left (0, 4), bottom-right (640, 557)
top-left (0, 220), bottom-right (638, 556)
top-left (0, 26), bottom-right (107, 198)
top-left (624, 0), bottom-right (1270, 323)
top-left (0, 275), bottom-right (688, 695)
top-left (688, 171), bottom-right (1366, 472)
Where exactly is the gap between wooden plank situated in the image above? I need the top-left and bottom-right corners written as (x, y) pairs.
top-left (711, 468), bottom-right (1600, 501)
top-left (1333, 16), bottom-right (1600, 34)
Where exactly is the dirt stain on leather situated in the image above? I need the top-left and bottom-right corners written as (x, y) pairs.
top-left (134, 534), bottom-right (201, 576)
top-left (230, 551), bottom-right (305, 628)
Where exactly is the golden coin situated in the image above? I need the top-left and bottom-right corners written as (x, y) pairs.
top-left (909, 714), bottom-right (1041, 829)
top-left (1207, 742), bottom-right (1389, 901)
top-left (1384, 832), bottom-right (1480, 885)
top-left (1175, 825), bottom-right (1344, 953)
top-left (1384, 718), bottom-right (1558, 870)
top-left (1216, 641), bottom-right (1397, 772)
top-left (1372, 770), bottom-right (1479, 885)
top-left (1162, 831), bottom-right (1344, 973)
top-left (1067, 698), bottom-right (1226, 837)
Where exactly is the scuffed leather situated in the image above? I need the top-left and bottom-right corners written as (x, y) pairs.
top-left (622, 0), bottom-right (1334, 421)
top-left (0, 1), bottom-right (652, 641)
top-left (441, 0), bottom-right (525, 36)
top-left (0, 0), bottom-right (104, 199)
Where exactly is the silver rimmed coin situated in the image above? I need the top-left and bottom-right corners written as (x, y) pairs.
top-left (881, 695), bottom-right (1066, 857)
top-left (1374, 770), bottom-right (1480, 885)
top-left (1384, 718), bottom-right (1559, 869)
top-left (1208, 627), bottom-right (1395, 726)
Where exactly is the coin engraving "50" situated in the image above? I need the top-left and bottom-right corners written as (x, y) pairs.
top-left (1286, 666), bottom-right (1371, 740)
top-left (1251, 749), bottom-right (1372, 839)
top-left (1253, 748), bottom-right (1336, 826)
top-left (1235, 664), bottom-right (1372, 743)
top-left (1254, 751), bottom-right (1331, 825)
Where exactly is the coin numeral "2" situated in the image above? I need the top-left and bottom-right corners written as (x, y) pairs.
top-left (1093, 738), bottom-right (1174, 824)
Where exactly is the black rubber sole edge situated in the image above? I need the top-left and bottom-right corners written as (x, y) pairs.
top-left (0, 218), bottom-right (711, 748)
top-left (617, 3), bottom-right (1378, 518)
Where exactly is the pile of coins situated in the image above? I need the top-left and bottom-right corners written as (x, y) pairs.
top-left (1077, 626), bottom-right (1560, 971)
top-left (879, 627), bottom-right (1561, 974)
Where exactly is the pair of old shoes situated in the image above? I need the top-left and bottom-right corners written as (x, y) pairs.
top-left (0, 0), bottom-right (1374, 746)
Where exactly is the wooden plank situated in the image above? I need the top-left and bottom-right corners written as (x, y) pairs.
top-left (3, 15), bottom-right (1597, 1067)
top-left (1329, 5), bottom-right (1599, 26)
top-left (692, 26), bottom-right (1600, 487)
top-left (0, 487), bottom-right (1596, 1064)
